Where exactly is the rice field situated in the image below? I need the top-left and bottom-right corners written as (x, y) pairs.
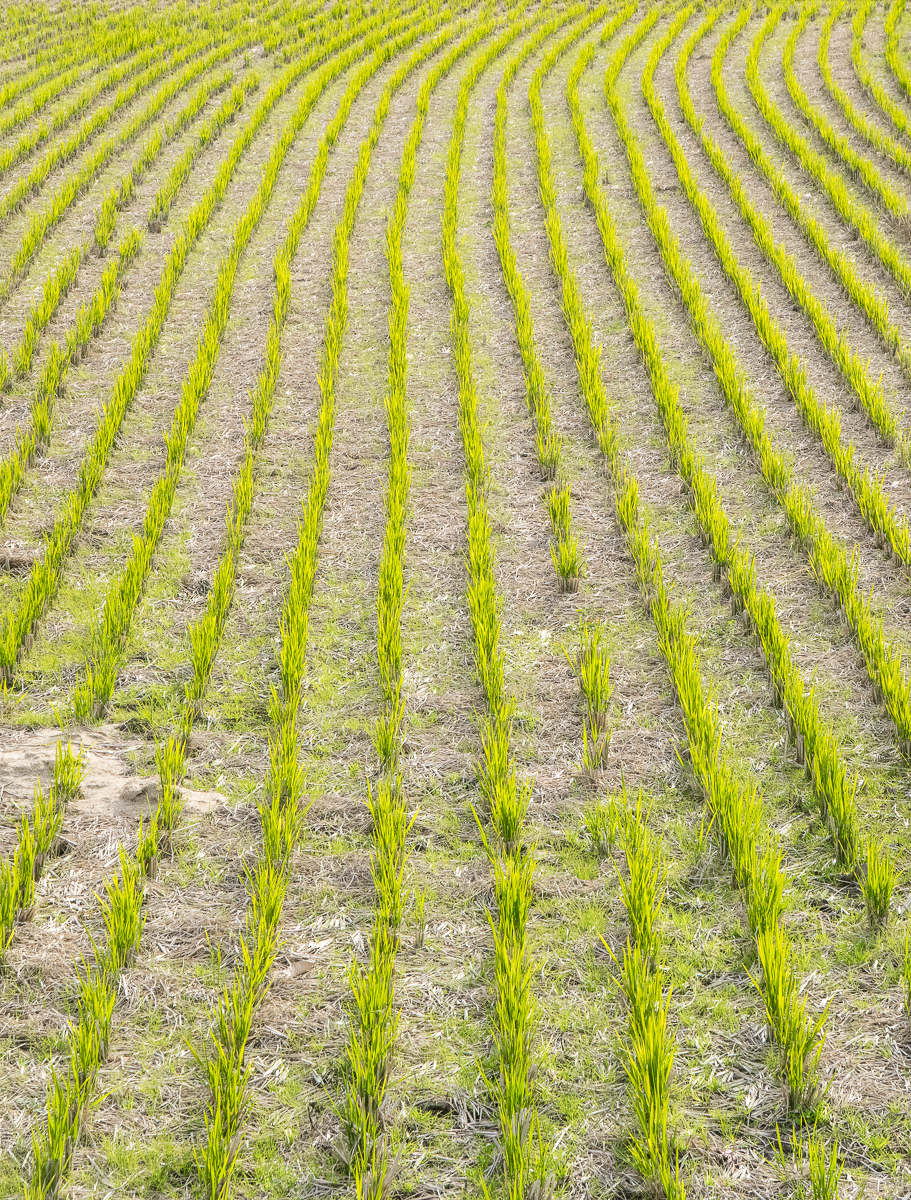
top-left (1, 0), bottom-right (911, 1195)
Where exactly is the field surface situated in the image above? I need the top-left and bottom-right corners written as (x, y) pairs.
top-left (2, 0), bottom-right (911, 1197)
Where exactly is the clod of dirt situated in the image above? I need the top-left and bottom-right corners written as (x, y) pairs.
top-left (0, 547), bottom-right (34, 573)
top-left (280, 955), bottom-right (316, 979)
top-left (178, 788), bottom-right (224, 815)
top-left (118, 776), bottom-right (160, 809)
top-left (181, 573), bottom-right (211, 596)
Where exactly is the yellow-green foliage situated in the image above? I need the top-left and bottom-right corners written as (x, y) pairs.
top-left (188, 12), bottom-right (473, 1198)
top-left (441, 10), bottom-right (572, 1197)
top-left (746, 5), bottom-right (911, 307)
top-left (0, 3), bottom-right (382, 685)
top-left (525, 7), bottom-right (827, 1136)
top-left (21, 8), bottom-right (459, 1197)
top-left (715, 4), bottom-right (911, 395)
top-left (610, 5), bottom-right (874, 873)
top-left (663, 12), bottom-right (911, 769)
top-left (823, 0), bottom-right (911, 176)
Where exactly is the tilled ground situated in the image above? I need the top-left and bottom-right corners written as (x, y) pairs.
top-left (0, 3), bottom-right (910, 1198)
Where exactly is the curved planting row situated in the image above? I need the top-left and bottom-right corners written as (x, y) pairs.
top-left (498, 10), bottom-right (690, 1195)
top-left (687, 8), bottom-right (907, 476)
top-left (884, 0), bottom-right (911, 98)
top-left (745, 6), bottom-right (911, 303)
top-left (491, 5), bottom-right (597, 602)
top-left (0, 0), bottom-right (265, 100)
top-left (851, 0), bottom-right (911, 144)
top-left (189, 11), bottom-right (476, 1197)
top-left (610, 4), bottom-right (877, 884)
top-left (0, 0), bottom-right (427, 998)
top-left (713, 5), bottom-right (911, 408)
top-left (0, 60), bottom-right (88, 146)
top-left (669, 10), bottom-right (911, 772)
top-left (2, 3), bottom-right (910, 1196)
top-left (0, 1), bottom-right (294, 307)
top-left (821, 0), bottom-right (911, 176)
top-left (783, 2), bottom-right (909, 222)
top-left (18, 8), bottom-right (469, 1197)
top-left (555, 6), bottom-right (828, 1126)
top-left (438, 9), bottom-right (586, 1195)
top-left (0, 32), bottom-right (211, 182)
top-left (0, 0), bottom-right (430, 988)
top-left (0, 2), bottom-right (181, 116)
top-left (146, 8), bottom-right (437, 844)
top-left (0, 72), bottom-right (257, 532)
top-left (534, 17), bottom-right (697, 1191)
top-left (337, 23), bottom-right (499, 1194)
top-left (69, 8), bottom-right (439, 723)
top-left (0, 3), bottom-right (395, 687)
top-left (0, 12), bottom-right (235, 227)
top-left (0, 0), bottom-right (397, 986)
top-left (634, 7), bottom-right (911, 856)
top-left (1, 64), bottom-right (244, 383)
